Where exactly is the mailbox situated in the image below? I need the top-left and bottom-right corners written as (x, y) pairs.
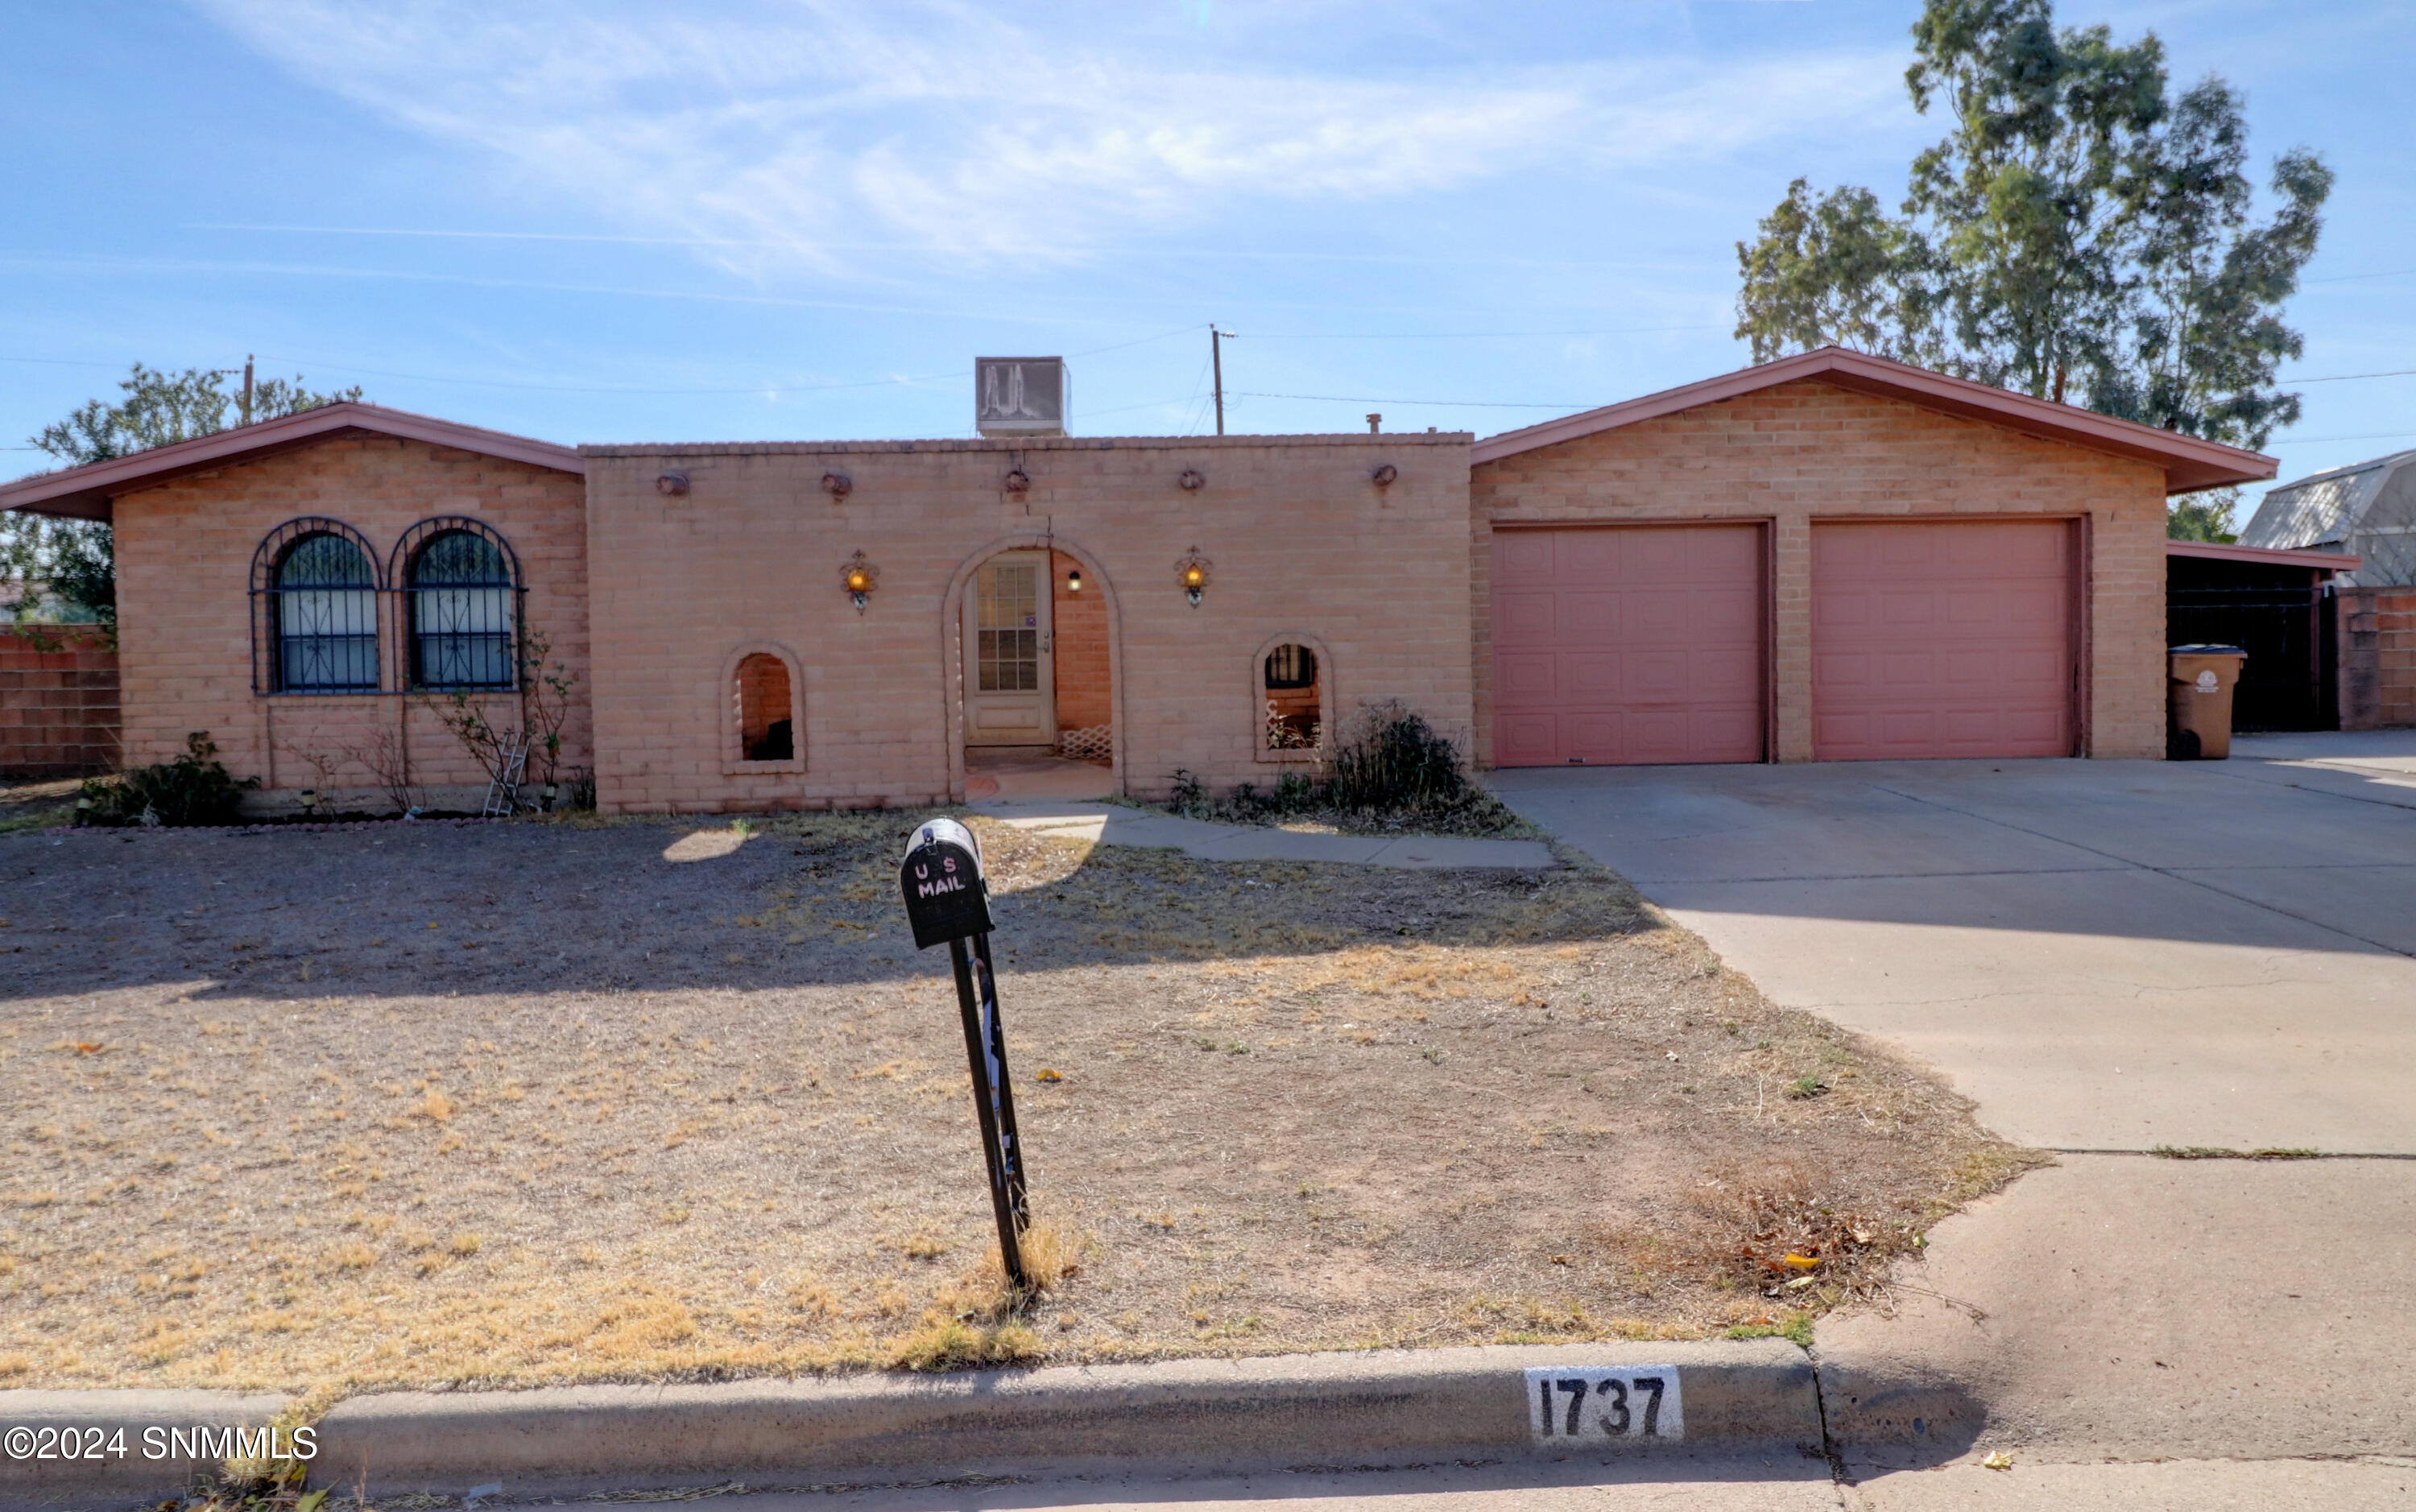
top-left (900, 817), bottom-right (994, 949)
top-left (896, 816), bottom-right (1031, 1290)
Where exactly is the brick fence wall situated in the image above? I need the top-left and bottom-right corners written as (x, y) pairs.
top-left (2338, 587), bottom-right (2416, 729)
top-left (0, 627), bottom-right (120, 778)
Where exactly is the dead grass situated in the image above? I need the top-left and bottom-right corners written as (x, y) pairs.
top-left (0, 809), bottom-right (2031, 1395)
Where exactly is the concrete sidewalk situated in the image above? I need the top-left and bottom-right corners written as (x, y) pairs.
top-left (1490, 736), bottom-right (2416, 1495)
top-left (970, 799), bottom-right (1558, 870)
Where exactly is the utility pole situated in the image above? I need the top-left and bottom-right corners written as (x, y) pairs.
top-left (1210, 325), bottom-right (1227, 436)
top-left (241, 355), bottom-right (255, 427)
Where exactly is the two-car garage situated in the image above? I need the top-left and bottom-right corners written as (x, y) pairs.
top-left (1490, 518), bottom-right (2076, 766)
top-left (1468, 346), bottom-right (2269, 767)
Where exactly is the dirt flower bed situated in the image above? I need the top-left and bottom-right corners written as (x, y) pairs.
top-left (0, 811), bottom-right (2033, 1396)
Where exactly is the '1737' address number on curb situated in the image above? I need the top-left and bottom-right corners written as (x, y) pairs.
top-left (1524, 1365), bottom-right (1683, 1443)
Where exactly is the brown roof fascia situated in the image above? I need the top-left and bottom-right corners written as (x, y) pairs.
top-left (0, 402), bottom-right (584, 522)
top-left (1469, 346), bottom-right (2277, 495)
top-left (2166, 539), bottom-right (2361, 572)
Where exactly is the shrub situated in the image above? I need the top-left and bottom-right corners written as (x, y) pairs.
top-left (79, 731), bottom-right (258, 827)
top-left (1324, 701), bottom-right (1471, 813)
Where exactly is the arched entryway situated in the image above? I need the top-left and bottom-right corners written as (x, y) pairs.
top-left (943, 536), bottom-right (1122, 803)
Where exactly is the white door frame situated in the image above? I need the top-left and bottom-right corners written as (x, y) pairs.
top-left (961, 549), bottom-right (1057, 748)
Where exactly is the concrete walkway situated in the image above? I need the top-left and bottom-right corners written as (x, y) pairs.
top-left (1491, 736), bottom-right (2416, 1499)
top-left (970, 799), bottom-right (1558, 870)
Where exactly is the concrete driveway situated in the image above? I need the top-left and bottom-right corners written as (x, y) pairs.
top-left (1492, 734), bottom-right (2416, 1502)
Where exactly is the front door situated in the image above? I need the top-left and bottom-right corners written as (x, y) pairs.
top-left (962, 551), bottom-right (1056, 747)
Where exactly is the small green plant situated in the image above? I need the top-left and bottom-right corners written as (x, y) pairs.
top-left (77, 731), bottom-right (258, 826)
top-left (1168, 769), bottom-right (1206, 816)
top-left (1785, 1074), bottom-right (1827, 1100)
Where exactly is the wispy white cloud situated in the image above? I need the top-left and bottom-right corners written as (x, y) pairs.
top-left (190, 0), bottom-right (1902, 274)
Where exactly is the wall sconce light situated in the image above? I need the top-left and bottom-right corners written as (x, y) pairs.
top-left (656, 470), bottom-right (690, 497)
top-left (1065, 565), bottom-right (1084, 593)
top-left (1175, 546), bottom-right (1212, 608)
top-left (1370, 463), bottom-right (1399, 487)
top-left (841, 550), bottom-right (879, 613)
top-left (1003, 468), bottom-right (1032, 494)
top-left (1177, 469), bottom-right (1206, 491)
top-left (821, 472), bottom-right (853, 501)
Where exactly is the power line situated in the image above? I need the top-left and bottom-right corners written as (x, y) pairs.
top-left (1236, 390), bottom-right (1586, 409)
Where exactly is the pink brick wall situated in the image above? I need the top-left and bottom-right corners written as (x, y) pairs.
top-left (581, 434), bottom-right (1474, 812)
top-left (1049, 547), bottom-right (1111, 735)
top-left (110, 436), bottom-right (592, 802)
top-left (2338, 587), bottom-right (2416, 730)
top-left (0, 628), bottom-right (119, 777)
top-left (1468, 379), bottom-right (2172, 763)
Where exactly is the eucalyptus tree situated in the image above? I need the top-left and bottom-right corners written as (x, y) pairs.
top-left (1735, 0), bottom-right (2331, 538)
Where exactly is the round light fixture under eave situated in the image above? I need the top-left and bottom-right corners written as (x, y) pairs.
top-left (656, 470), bottom-right (691, 497)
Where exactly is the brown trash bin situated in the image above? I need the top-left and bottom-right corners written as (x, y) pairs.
top-left (2168, 645), bottom-right (2247, 760)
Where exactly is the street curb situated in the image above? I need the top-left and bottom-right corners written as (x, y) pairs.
top-left (1, 1341), bottom-right (1818, 1505)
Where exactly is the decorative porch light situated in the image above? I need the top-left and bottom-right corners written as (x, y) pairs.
top-left (1065, 565), bottom-right (1083, 593)
top-left (841, 550), bottom-right (880, 613)
top-left (1174, 546), bottom-right (1212, 608)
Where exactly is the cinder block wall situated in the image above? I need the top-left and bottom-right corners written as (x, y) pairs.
top-left (1469, 380), bottom-right (2170, 764)
top-left (110, 436), bottom-right (593, 802)
top-left (2338, 587), bottom-right (2416, 729)
top-left (0, 628), bottom-right (119, 777)
top-left (581, 433), bottom-right (1474, 813)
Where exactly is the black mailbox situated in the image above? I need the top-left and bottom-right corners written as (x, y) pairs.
top-left (900, 816), bottom-right (994, 950)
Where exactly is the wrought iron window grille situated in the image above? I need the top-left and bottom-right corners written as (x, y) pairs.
top-left (249, 518), bottom-right (383, 696)
top-left (395, 518), bottom-right (523, 692)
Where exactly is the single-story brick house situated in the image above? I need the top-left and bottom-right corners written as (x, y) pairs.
top-left (0, 348), bottom-right (2272, 813)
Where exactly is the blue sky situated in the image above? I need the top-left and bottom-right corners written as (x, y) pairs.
top-left (2, 0), bottom-right (2410, 489)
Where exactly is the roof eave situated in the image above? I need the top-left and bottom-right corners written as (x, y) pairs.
top-left (0, 403), bottom-right (582, 523)
top-left (1470, 347), bottom-right (2277, 495)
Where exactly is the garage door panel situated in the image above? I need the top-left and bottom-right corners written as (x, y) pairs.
top-left (1499, 714), bottom-right (1558, 766)
top-left (1813, 520), bottom-right (2072, 761)
top-left (1494, 525), bottom-right (1765, 766)
top-left (1497, 652), bottom-right (1559, 700)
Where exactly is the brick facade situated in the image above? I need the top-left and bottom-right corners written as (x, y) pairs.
top-left (1048, 547), bottom-right (1111, 737)
top-left (110, 436), bottom-right (591, 808)
top-left (581, 434), bottom-right (1473, 812)
top-left (1469, 380), bottom-right (2170, 763)
top-left (2338, 587), bottom-right (2416, 730)
top-left (0, 627), bottom-right (118, 778)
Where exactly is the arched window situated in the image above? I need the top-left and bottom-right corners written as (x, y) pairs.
top-left (271, 531), bottom-right (379, 692)
top-left (403, 525), bottom-right (517, 690)
top-left (736, 653), bottom-right (794, 761)
top-left (1263, 642), bottom-right (1322, 750)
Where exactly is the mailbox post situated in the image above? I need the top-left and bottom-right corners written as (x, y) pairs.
top-left (898, 818), bottom-right (1029, 1291)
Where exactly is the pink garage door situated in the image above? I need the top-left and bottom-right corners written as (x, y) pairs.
top-left (1812, 520), bottom-right (2074, 760)
top-left (1492, 526), bottom-right (1764, 766)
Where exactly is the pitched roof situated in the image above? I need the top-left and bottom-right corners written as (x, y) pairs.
top-left (1469, 346), bottom-right (2277, 495)
top-left (0, 402), bottom-right (583, 522)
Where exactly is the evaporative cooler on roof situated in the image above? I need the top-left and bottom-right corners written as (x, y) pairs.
top-left (975, 357), bottom-right (1067, 439)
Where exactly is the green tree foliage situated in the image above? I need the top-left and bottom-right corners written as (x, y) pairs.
top-left (2166, 487), bottom-right (2239, 543)
top-left (1736, 0), bottom-right (2331, 471)
top-left (3, 364), bottom-right (362, 623)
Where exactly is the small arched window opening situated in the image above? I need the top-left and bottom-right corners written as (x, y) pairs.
top-left (272, 531), bottom-right (379, 692)
top-left (736, 653), bottom-right (794, 762)
top-left (1264, 642), bottom-right (1322, 750)
top-left (406, 526), bottom-right (516, 690)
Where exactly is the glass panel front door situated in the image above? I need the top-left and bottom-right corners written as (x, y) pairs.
top-left (962, 552), bottom-right (1056, 746)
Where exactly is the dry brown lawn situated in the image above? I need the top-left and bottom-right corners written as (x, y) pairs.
top-left (0, 809), bottom-right (2032, 1397)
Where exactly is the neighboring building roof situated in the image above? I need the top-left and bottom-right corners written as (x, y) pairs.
top-left (2239, 447), bottom-right (2416, 586)
top-left (2166, 539), bottom-right (2362, 572)
top-left (1469, 346), bottom-right (2277, 495)
top-left (0, 402), bottom-right (583, 523)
